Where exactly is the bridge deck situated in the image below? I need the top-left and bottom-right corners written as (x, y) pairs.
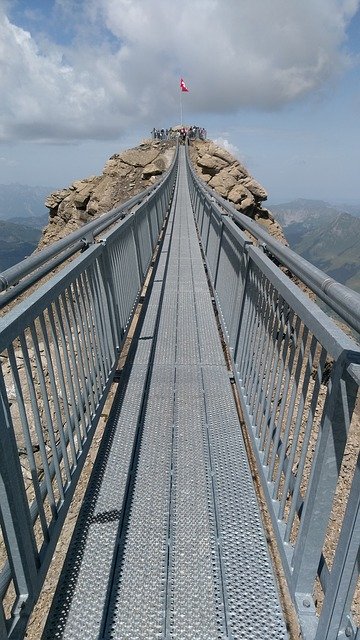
top-left (43, 148), bottom-right (288, 639)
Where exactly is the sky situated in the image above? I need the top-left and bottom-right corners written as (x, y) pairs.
top-left (0, 0), bottom-right (360, 205)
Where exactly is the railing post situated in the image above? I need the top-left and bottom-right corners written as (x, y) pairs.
top-left (291, 356), bottom-right (359, 595)
top-left (131, 217), bottom-right (144, 284)
top-left (315, 451), bottom-right (360, 640)
top-left (228, 239), bottom-right (253, 353)
top-left (0, 374), bottom-right (38, 616)
top-left (98, 240), bottom-right (122, 352)
top-left (232, 245), bottom-right (253, 368)
top-left (213, 219), bottom-right (224, 290)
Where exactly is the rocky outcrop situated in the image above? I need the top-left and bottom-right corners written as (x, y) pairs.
top-left (40, 136), bottom-right (287, 249)
top-left (40, 140), bottom-right (176, 248)
top-left (189, 139), bottom-right (286, 244)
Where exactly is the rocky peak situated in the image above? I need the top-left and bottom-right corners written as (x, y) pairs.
top-left (189, 139), bottom-right (286, 243)
top-left (40, 137), bottom-right (286, 249)
top-left (40, 140), bottom-right (176, 248)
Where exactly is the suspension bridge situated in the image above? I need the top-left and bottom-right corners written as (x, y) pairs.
top-left (0, 144), bottom-right (359, 639)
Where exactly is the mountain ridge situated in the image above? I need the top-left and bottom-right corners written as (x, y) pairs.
top-left (270, 198), bottom-right (360, 293)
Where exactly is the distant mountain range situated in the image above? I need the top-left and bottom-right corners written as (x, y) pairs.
top-left (0, 219), bottom-right (43, 271)
top-left (0, 185), bottom-right (358, 294)
top-left (0, 184), bottom-right (50, 271)
top-left (270, 199), bottom-right (360, 293)
top-left (0, 183), bottom-right (50, 221)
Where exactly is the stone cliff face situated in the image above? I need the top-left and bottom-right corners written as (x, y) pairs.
top-left (40, 137), bottom-right (286, 248)
top-left (40, 140), bottom-right (176, 248)
top-left (188, 139), bottom-right (286, 243)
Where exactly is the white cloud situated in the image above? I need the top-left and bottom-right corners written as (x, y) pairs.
top-left (0, 156), bottom-right (17, 166)
top-left (0, 0), bottom-right (358, 143)
top-left (213, 137), bottom-right (242, 161)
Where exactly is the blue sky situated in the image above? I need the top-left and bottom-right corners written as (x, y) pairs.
top-left (0, 0), bottom-right (359, 205)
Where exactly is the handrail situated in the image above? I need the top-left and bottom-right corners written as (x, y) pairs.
top-left (186, 145), bottom-right (360, 336)
top-left (0, 143), bottom-right (178, 304)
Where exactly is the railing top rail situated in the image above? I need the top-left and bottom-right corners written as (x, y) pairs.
top-left (0, 143), bottom-right (178, 301)
top-left (186, 146), bottom-right (360, 336)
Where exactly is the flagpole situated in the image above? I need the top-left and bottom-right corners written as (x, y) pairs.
top-left (180, 89), bottom-right (183, 126)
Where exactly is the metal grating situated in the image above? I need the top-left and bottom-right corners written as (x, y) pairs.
top-left (43, 146), bottom-right (288, 639)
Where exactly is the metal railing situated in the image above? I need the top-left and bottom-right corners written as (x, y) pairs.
top-left (0, 147), bottom-right (178, 638)
top-left (188, 165), bottom-right (360, 337)
top-left (186, 146), bottom-right (360, 640)
top-left (0, 154), bottom-right (177, 308)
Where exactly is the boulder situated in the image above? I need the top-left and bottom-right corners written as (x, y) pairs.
top-left (227, 183), bottom-right (254, 206)
top-left (208, 172), bottom-right (237, 197)
top-left (103, 158), bottom-right (132, 178)
top-left (45, 189), bottom-right (69, 209)
top-left (142, 162), bottom-right (163, 179)
top-left (73, 183), bottom-right (94, 208)
top-left (197, 153), bottom-right (226, 175)
top-left (241, 177), bottom-right (268, 200)
top-left (211, 146), bottom-right (234, 165)
top-left (120, 148), bottom-right (160, 168)
top-left (86, 175), bottom-right (115, 215)
top-left (230, 162), bottom-right (249, 178)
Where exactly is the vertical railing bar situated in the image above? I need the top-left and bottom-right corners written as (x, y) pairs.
top-left (259, 293), bottom-right (287, 450)
top-left (7, 343), bottom-right (49, 542)
top-left (273, 315), bottom-right (303, 500)
top-left (267, 308), bottom-right (297, 478)
top-left (315, 454), bottom-right (360, 640)
top-left (47, 305), bottom-right (77, 469)
top-left (155, 198), bottom-right (162, 234)
top-left (89, 260), bottom-right (110, 375)
top-left (111, 240), bottom-right (126, 331)
top-left (65, 283), bottom-right (94, 422)
top-left (253, 280), bottom-right (277, 430)
top-left (55, 296), bottom-right (85, 447)
top-left (255, 287), bottom-right (280, 442)
top-left (292, 353), bottom-right (358, 593)
top-left (237, 261), bottom-right (258, 378)
top-left (285, 341), bottom-right (325, 542)
top-left (136, 210), bottom-right (147, 277)
top-left (0, 605), bottom-right (7, 639)
top-left (38, 312), bottom-right (72, 486)
top-left (86, 262), bottom-right (109, 385)
top-left (0, 371), bottom-right (38, 599)
top-left (96, 253), bottom-right (117, 368)
top-left (227, 236), bottom-right (245, 349)
top-left (278, 325), bottom-right (310, 519)
top-left (234, 258), bottom-right (257, 374)
top-left (80, 268), bottom-right (106, 393)
top-left (54, 299), bottom-right (82, 456)
top-left (98, 244), bottom-right (121, 360)
top-left (120, 237), bottom-right (133, 330)
top-left (212, 217), bottom-right (224, 291)
top-left (248, 272), bottom-right (271, 409)
top-left (263, 302), bottom-right (293, 465)
top-left (29, 322), bottom-right (65, 504)
top-left (240, 266), bottom-right (262, 391)
top-left (75, 274), bottom-right (100, 409)
top-left (132, 218), bottom-right (144, 287)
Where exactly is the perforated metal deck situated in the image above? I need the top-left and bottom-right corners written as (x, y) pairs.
top-left (43, 148), bottom-right (288, 639)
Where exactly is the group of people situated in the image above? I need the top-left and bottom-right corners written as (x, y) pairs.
top-left (151, 128), bottom-right (171, 140)
top-left (151, 125), bottom-right (207, 142)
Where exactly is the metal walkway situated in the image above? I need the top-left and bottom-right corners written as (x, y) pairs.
top-left (43, 148), bottom-right (288, 639)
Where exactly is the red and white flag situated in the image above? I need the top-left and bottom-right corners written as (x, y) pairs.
top-left (180, 78), bottom-right (189, 92)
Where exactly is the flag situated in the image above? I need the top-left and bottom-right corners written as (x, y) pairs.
top-left (180, 78), bottom-right (189, 92)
